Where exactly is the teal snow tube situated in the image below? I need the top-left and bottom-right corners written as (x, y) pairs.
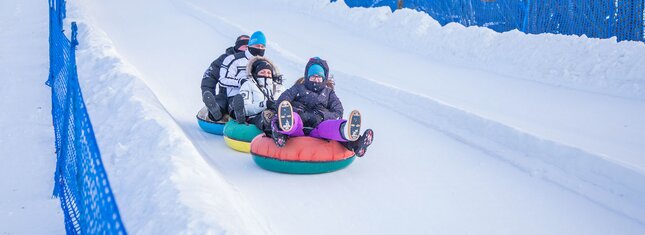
top-left (223, 120), bottom-right (264, 153)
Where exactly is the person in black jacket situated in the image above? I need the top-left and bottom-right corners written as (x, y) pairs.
top-left (271, 57), bottom-right (374, 157)
top-left (201, 34), bottom-right (249, 121)
top-left (218, 31), bottom-right (268, 123)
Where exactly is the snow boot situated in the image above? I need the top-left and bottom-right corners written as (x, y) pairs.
top-left (271, 122), bottom-right (289, 147)
top-left (277, 100), bottom-right (294, 132)
top-left (260, 109), bottom-right (276, 135)
top-left (352, 129), bottom-right (373, 157)
top-left (342, 110), bottom-right (361, 141)
top-left (203, 91), bottom-right (222, 121)
top-left (230, 94), bottom-right (247, 124)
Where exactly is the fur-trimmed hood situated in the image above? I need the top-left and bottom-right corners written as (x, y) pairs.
top-left (246, 56), bottom-right (281, 79)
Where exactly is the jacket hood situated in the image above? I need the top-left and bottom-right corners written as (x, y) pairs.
top-left (225, 46), bottom-right (236, 55)
top-left (246, 56), bottom-right (281, 79)
top-left (304, 57), bottom-right (329, 80)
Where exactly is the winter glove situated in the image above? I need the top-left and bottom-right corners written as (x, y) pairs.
top-left (291, 101), bottom-right (306, 113)
top-left (305, 101), bottom-right (321, 110)
top-left (315, 104), bottom-right (329, 113)
top-left (265, 100), bottom-right (276, 110)
top-left (299, 111), bottom-right (324, 128)
top-left (314, 109), bottom-right (328, 120)
top-left (312, 105), bottom-right (330, 119)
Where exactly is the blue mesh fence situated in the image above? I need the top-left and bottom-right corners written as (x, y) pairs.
top-left (334, 0), bottom-right (645, 42)
top-left (48, 0), bottom-right (127, 234)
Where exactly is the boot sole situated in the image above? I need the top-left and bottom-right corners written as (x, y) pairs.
top-left (278, 101), bottom-right (294, 132)
top-left (347, 110), bottom-right (361, 141)
top-left (272, 132), bottom-right (288, 147)
top-left (231, 96), bottom-right (246, 124)
top-left (355, 129), bottom-right (373, 157)
top-left (203, 92), bottom-right (222, 121)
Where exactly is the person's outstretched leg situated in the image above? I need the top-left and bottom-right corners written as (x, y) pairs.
top-left (351, 129), bottom-right (374, 157)
top-left (276, 101), bottom-right (304, 136)
top-left (271, 101), bottom-right (305, 147)
top-left (312, 121), bottom-right (374, 157)
top-left (310, 110), bottom-right (361, 142)
top-left (309, 119), bottom-right (346, 141)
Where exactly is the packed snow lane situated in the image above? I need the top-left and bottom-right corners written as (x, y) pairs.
top-left (70, 0), bottom-right (645, 234)
top-left (189, 86), bottom-right (645, 235)
top-left (0, 0), bottom-right (64, 233)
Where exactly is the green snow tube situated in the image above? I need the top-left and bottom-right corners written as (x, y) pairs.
top-left (223, 120), bottom-right (263, 153)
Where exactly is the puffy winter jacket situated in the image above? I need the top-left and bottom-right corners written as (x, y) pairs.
top-left (276, 79), bottom-right (343, 127)
top-left (200, 47), bottom-right (236, 96)
top-left (239, 57), bottom-right (284, 117)
top-left (219, 50), bottom-right (254, 97)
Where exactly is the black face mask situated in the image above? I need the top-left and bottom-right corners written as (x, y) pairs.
top-left (305, 80), bottom-right (324, 92)
top-left (248, 47), bottom-right (265, 56)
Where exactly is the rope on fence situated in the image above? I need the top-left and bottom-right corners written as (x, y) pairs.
top-left (48, 0), bottom-right (127, 234)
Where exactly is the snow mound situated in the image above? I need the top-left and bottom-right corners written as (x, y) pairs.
top-left (283, 0), bottom-right (645, 100)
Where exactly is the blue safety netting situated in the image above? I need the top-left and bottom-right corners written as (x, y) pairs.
top-left (48, 0), bottom-right (127, 234)
top-left (334, 0), bottom-right (645, 42)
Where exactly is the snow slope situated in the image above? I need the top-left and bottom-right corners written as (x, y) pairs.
top-left (0, 0), bottom-right (64, 233)
top-left (57, 0), bottom-right (645, 234)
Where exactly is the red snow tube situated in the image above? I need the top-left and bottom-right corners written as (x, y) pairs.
top-left (250, 135), bottom-right (356, 174)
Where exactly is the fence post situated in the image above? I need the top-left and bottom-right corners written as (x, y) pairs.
top-left (71, 22), bottom-right (78, 48)
top-left (397, 0), bottom-right (404, 10)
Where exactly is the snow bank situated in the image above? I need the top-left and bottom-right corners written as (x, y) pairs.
top-left (66, 12), bottom-right (272, 235)
top-left (281, 0), bottom-right (645, 100)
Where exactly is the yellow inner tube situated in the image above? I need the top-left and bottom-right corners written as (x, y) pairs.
top-left (223, 136), bottom-right (252, 153)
